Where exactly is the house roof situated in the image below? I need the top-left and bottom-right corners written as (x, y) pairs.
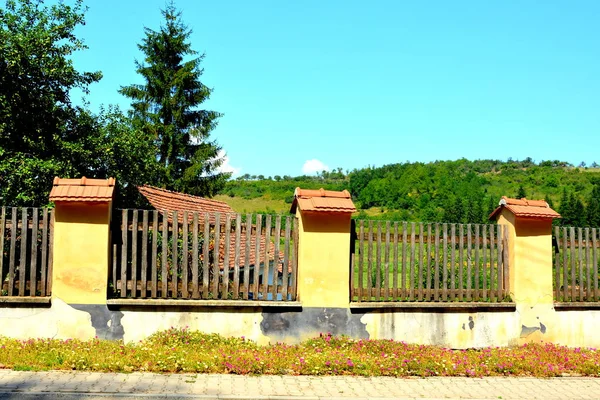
top-left (489, 196), bottom-right (561, 220)
top-left (49, 177), bottom-right (115, 202)
top-left (138, 185), bottom-right (235, 221)
top-left (215, 231), bottom-right (291, 274)
top-left (290, 187), bottom-right (357, 214)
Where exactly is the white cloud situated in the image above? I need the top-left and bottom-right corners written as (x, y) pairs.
top-left (302, 159), bottom-right (329, 175)
top-left (216, 150), bottom-right (241, 177)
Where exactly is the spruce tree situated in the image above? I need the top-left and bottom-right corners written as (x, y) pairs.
top-left (587, 185), bottom-right (600, 227)
top-left (120, 2), bottom-right (229, 196)
top-left (517, 185), bottom-right (526, 199)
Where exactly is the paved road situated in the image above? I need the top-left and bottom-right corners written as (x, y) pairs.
top-left (0, 370), bottom-right (599, 399)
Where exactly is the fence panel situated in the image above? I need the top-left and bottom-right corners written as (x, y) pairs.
top-left (112, 210), bottom-right (298, 301)
top-left (553, 226), bottom-right (600, 302)
top-left (0, 207), bottom-right (53, 297)
top-left (352, 220), bottom-right (509, 302)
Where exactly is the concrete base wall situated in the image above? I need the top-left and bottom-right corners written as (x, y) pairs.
top-left (2, 302), bottom-right (600, 349)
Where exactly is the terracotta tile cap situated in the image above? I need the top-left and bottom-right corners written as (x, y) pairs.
top-left (291, 187), bottom-right (356, 213)
top-left (49, 176), bottom-right (116, 202)
top-left (489, 196), bottom-right (561, 220)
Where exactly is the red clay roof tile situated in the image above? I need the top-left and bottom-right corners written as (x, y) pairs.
top-left (290, 187), bottom-right (356, 213)
top-left (489, 196), bottom-right (561, 220)
top-left (49, 177), bottom-right (115, 202)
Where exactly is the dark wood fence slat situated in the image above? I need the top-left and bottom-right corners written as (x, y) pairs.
top-left (450, 224), bottom-right (455, 301)
top-left (482, 224), bottom-right (488, 301)
top-left (120, 210), bottom-right (128, 297)
top-left (384, 221), bottom-right (391, 301)
top-left (474, 224), bottom-right (480, 301)
top-left (47, 209), bottom-right (54, 295)
top-left (466, 224), bottom-right (472, 301)
top-left (191, 212), bottom-right (199, 299)
top-left (18, 208), bottom-right (27, 296)
top-left (222, 214), bottom-right (231, 299)
top-left (459, 224), bottom-right (464, 301)
top-left (358, 220), bottom-right (364, 301)
top-left (367, 220), bottom-right (373, 301)
top-left (434, 223), bottom-right (440, 301)
top-left (554, 226), bottom-right (560, 301)
top-left (593, 228), bottom-right (598, 301)
top-left (141, 210), bottom-right (148, 298)
top-left (263, 215), bottom-right (272, 301)
top-left (40, 208), bottom-right (48, 297)
top-left (212, 213), bottom-right (220, 298)
top-left (489, 224), bottom-right (495, 302)
top-left (181, 212), bottom-right (189, 299)
top-left (202, 213), bottom-right (210, 299)
top-left (151, 211), bottom-right (159, 298)
top-left (442, 223), bottom-right (448, 301)
top-left (409, 222), bottom-right (416, 301)
top-left (243, 214), bottom-right (252, 300)
top-left (131, 210), bottom-right (138, 298)
top-left (578, 227), bottom-right (583, 302)
top-left (233, 213), bottom-right (242, 300)
top-left (8, 207), bottom-right (17, 296)
top-left (161, 211), bottom-right (169, 298)
top-left (562, 227), bottom-right (568, 301)
top-left (272, 215), bottom-right (281, 301)
top-left (253, 215), bottom-right (262, 301)
top-left (392, 222), bottom-right (399, 299)
top-left (418, 222), bottom-right (424, 301)
top-left (401, 222), bottom-right (408, 299)
top-left (570, 227), bottom-right (576, 301)
top-left (30, 209), bottom-right (39, 297)
top-left (282, 216), bottom-right (290, 301)
top-left (585, 228), bottom-right (591, 301)
top-left (426, 224), bottom-right (432, 300)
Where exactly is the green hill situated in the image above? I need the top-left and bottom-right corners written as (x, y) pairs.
top-left (221, 159), bottom-right (600, 226)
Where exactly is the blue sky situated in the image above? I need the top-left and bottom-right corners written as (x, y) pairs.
top-left (71, 0), bottom-right (600, 177)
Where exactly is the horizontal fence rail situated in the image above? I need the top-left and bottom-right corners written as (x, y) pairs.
top-left (553, 226), bottom-right (600, 302)
top-left (112, 209), bottom-right (298, 301)
top-left (352, 221), bottom-right (509, 303)
top-left (0, 207), bottom-right (54, 297)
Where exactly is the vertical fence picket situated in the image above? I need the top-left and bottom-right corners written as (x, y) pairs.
top-left (367, 220), bottom-right (373, 300)
top-left (482, 224), bottom-right (488, 301)
top-left (577, 227), bottom-right (583, 301)
top-left (243, 214), bottom-right (252, 300)
top-left (434, 223), bottom-right (440, 301)
top-left (562, 227), bottom-right (568, 301)
top-left (171, 211), bottom-right (179, 298)
top-left (18, 208), bottom-right (27, 296)
top-left (8, 208), bottom-right (17, 296)
top-left (161, 211), bottom-right (169, 298)
top-left (570, 227), bottom-right (576, 301)
top-left (282, 216), bottom-right (290, 301)
top-left (358, 220), bottom-right (364, 301)
top-left (271, 215), bottom-right (281, 301)
top-left (151, 211), bottom-right (158, 298)
top-left (442, 223), bottom-right (448, 301)
top-left (426, 224), bottom-right (432, 301)
top-left (233, 213), bottom-right (242, 300)
top-left (594, 228), bottom-right (598, 301)
top-left (222, 214), bottom-right (231, 299)
top-left (253, 215), bottom-right (262, 300)
top-left (474, 224), bottom-right (480, 301)
top-left (40, 208), bottom-right (48, 297)
top-left (409, 222), bottom-right (416, 301)
top-left (191, 212), bottom-right (199, 299)
top-left (30, 209), bottom-right (38, 296)
top-left (202, 213), bottom-right (210, 299)
top-left (497, 224), bottom-right (503, 301)
top-left (182, 212), bottom-right (189, 299)
top-left (459, 224), bottom-right (464, 301)
top-left (489, 224), bottom-right (496, 302)
top-left (47, 210), bottom-right (54, 295)
top-left (467, 224), bottom-right (472, 301)
top-left (212, 213), bottom-right (220, 299)
top-left (393, 222), bottom-right (399, 299)
top-left (263, 215), bottom-right (272, 300)
top-left (131, 210), bottom-right (138, 298)
top-left (585, 228), bottom-right (591, 301)
top-left (450, 224), bottom-right (455, 301)
top-left (402, 222), bottom-right (408, 299)
top-left (503, 225), bottom-right (509, 299)
top-left (141, 210), bottom-right (148, 298)
top-left (384, 221), bottom-right (391, 300)
top-left (375, 221), bottom-right (382, 300)
top-left (120, 210), bottom-right (128, 297)
top-left (554, 226), bottom-right (560, 301)
top-left (418, 222), bottom-right (424, 301)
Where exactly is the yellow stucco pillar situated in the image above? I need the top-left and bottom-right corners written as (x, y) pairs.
top-left (292, 188), bottom-right (356, 308)
top-left (491, 196), bottom-right (560, 343)
top-left (50, 178), bottom-right (115, 305)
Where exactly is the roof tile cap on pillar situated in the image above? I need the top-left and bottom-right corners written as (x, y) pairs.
top-left (49, 176), bottom-right (116, 202)
top-left (290, 187), bottom-right (357, 214)
top-left (489, 196), bottom-right (561, 220)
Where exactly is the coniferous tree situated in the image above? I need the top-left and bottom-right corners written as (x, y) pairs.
top-left (120, 2), bottom-right (229, 196)
top-left (587, 185), bottom-right (600, 227)
top-left (517, 185), bottom-right (526, 199)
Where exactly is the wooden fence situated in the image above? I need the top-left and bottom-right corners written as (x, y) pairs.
top-left (553, 226), bottom-right (600, 302)
top-left (111, 209), bottom-right (298, 301)
top-left (0, 207), bottom-right (53, 297)
top-left (352, 221), bottom-right (509, 302)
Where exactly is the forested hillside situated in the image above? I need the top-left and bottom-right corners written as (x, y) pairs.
top-left (223, 159), bottom-right (600, 227)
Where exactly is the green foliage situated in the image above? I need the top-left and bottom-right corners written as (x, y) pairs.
top-left (119, 2), bottom-right (229, 197)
